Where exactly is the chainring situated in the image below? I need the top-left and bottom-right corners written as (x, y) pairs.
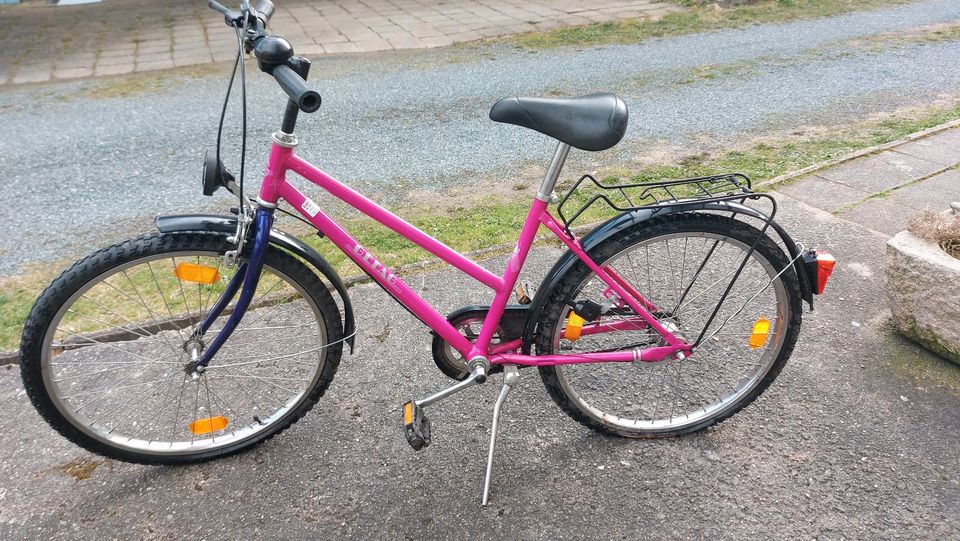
top-left (430, 306), bottom-right (529, 381)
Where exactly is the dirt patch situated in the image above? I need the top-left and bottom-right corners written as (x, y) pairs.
top-left (193, 470), bottom-right (209, 492)
top-left (55, 457), bottom-right (109, 481)
top-left (372, 323), bottom-right (391, 343)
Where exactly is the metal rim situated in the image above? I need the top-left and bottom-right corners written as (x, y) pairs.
top-left (39, 249), bottom-right (328, 456)
top-left (550, 231), bottom-right (789, 434)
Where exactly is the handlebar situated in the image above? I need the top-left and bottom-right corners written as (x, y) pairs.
top-left (207, 0), bottom-right (273, 28)
top-left (208, 0), bottom-right (321, 114)
top-left (273, 64), bottom-right (321, 113)
top-left (251, 0), bottom-right (275, 26)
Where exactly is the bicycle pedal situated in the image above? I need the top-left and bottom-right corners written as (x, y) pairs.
top-left (402, 401), bottom-right (432, 451)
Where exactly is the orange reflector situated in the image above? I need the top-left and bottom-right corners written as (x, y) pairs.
top-left (188, 416), bottom-right (229, 435)
top-left (175, 262), bottom-right (220, 285)
top-left (403, 402), bottom-right (414, 426)
top-left (749, 317), bottom-right (770, 349)
top-left (564, 312), bottom-right (585, 341)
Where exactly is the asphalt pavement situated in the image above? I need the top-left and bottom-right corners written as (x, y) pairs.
top-left (2, 2), bottom-right (960, 539)
top-left (0, 189), bottom-right (957, 539)
top-left (2, 0), bottom-right (960, 275)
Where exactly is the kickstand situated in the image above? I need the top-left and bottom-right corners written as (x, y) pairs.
top-left (482, 364), bottom-right (519, 506)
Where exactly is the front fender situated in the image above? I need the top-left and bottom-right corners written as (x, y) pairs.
top-left (522, 204), bottom-right (813, 353)
top-left (155, 214), bottom-right (355, 353)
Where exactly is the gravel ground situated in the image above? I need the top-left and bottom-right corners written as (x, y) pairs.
top-left (1, 0), bottom-right (960, 276)
top-left (0, 192), bottom-right (957, 539)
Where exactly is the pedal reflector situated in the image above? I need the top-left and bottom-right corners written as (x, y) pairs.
top-left (749, 317), bottom-right (770, 349)
top-left (189, 416), bottom-right (229, 435)
top-left (564, 312), bottom-right (585, 341)
top-left (403, 401), bottom-right (414, 426)
top-left (401, 401), bottom-right (431, 451)
top-left (175, 262), bottom-right (220, 285)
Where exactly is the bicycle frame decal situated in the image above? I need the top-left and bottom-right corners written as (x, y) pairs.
top-left (354, 244), bottom-right (398, 285)
top-left (234, 141), bottom-right (691, 367)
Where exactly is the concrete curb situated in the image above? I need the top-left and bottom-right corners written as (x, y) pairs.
top-left (757, 118), bottom-right (960, 189)
top-left (3, 118), bottom-right (959, 366)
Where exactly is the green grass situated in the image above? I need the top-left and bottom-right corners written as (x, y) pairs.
top-left (677, 62), bottom-right (762, 84)
top-left (294, 200), bottom-right (533, 275)
top-left (85, 65), bottom-right (211, 99)
top-left (0, 280), bottom-right (36, 353)
top-left (514, 0), bottom-right (910, 49)
top-left (602, 102), bottom-right (960, 188)
top-left (2, 98), bottom-right (960, 352)
top-left (851, 21), bottom-right (960, 52)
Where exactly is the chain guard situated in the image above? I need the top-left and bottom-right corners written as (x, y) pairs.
top-left (431, 305), bottom-right (529, 381)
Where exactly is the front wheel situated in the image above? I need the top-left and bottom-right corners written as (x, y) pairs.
top-left (535, 213), bottom-right (802, 438)
top-left (20, 232), bottom-right (343, 464)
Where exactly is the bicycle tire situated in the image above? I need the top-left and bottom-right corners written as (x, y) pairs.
top-left (535, 213), bottom-right (802, 438)
top-left (20, 232), bottom-right (343, 464)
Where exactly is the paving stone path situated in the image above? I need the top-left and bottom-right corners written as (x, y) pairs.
top-left (0, 0), bottom-right (681, 85)
top-left (777, 126), bottom-right (960, 236)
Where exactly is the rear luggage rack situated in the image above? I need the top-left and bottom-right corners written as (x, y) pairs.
top-left (556, 172), bottom-right (755, 234)
top-left (556, 172), bottom-right (801, 347)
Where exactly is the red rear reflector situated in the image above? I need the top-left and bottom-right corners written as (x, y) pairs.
top-left (815, 253), bottom-right (836, 294)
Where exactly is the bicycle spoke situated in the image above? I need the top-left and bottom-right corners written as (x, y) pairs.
top-left (171, 257), bottom-right (199, 334)
top-left (121, 269), bottom-right (183, 358)
top-left (31, 242), bottom-right (331, 459)
top-left (551, 225), bottom-right (791, 433)
top-left (147, 260), bottom-right (189, 343)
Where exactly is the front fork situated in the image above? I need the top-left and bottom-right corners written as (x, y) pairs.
top-left (189, 206), bottom-right (275, 372)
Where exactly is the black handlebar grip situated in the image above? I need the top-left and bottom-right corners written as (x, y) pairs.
top-left (252, 0), bottom-right (275, 25)
top-left (272, 64), bottom-right (321, 113)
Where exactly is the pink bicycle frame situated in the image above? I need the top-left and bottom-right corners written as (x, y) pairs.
top-left (255, 139), bottom-right (691, 367)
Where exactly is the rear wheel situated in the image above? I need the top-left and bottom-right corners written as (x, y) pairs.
top-left (20, 232), bottom-right (343, 464)
top-left (535, 213), bottom-right (801, 438)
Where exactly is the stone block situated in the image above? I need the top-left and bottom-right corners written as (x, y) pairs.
top-left (885, 230), bottom-right (960, 364)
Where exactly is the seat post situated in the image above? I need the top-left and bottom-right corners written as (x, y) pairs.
top-left (536, 142), bottom-right (571, 202)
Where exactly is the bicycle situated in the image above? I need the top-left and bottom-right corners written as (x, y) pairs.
top-left (19, 0), bottom-right (837, 505)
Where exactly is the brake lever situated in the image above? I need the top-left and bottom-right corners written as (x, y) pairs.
top-left (208, 0), bottom-right (243, 26)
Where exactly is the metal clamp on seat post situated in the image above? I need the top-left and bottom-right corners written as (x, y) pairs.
top-left (536, 142), bottom-right (571, 202)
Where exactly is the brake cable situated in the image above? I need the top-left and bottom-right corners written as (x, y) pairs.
top-left (238, 11), bottom-right (250, 213)
top-left (213, 6), bottom-right (256, 265)
top-left (214, 29), bottom-right (241, 176)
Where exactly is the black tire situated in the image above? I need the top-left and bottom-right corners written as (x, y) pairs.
top-left (20, 232), bottom-right (343, 464)
top-left (535, 213), bottom-right (802, 438)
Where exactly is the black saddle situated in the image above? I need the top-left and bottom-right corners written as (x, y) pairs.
top-left (489, 93), bottom-right (628, 152)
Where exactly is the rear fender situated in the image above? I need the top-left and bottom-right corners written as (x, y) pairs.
top-left (155, 214), bottom-right (356, 353)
